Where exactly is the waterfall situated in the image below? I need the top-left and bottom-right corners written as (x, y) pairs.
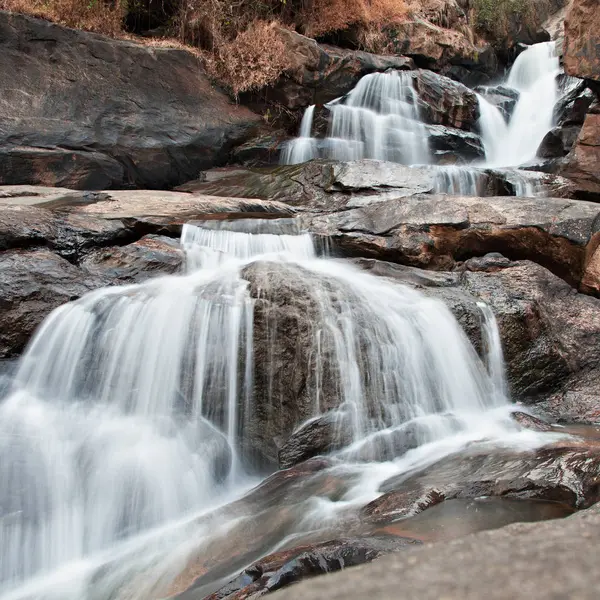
top-left (478, 302), bottom-right (508, 401)
top-left (280, 105), bottom-right (317, 165)
top-left (0, 220), bottom-right (517, 598)
top-left (281, 71), bottom-right (430, 165)
top-left (478, 42), bottom-right (560, 168)
top-left (282, 41), bottom-right (568, 199)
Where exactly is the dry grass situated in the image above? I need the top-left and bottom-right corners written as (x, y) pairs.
top-left (0, 0), bottom-right (127, 36)
top-left (204, 21), bottom-right (290, 96)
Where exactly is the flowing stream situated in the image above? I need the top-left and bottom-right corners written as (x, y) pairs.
top-left (0, 221), bottom-right (555, 600)
top-left (282, 42), bottom-right (570, 197)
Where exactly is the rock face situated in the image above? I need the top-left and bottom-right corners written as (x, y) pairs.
top-left (353, 257), bottom-right (600, 423)
top-left (561, 111), bottom-right (600, 199)
top-left (564, 0), bottom-right (600, 81)
top-left (0, 11), bottom-right (261, 190)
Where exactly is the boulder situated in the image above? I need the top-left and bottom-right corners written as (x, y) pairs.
top-left (80, 235), bottom-right (184, 283)
top-left (412, 70), bottom-right (480, 131)
top-left (426, 125), bottom-right (485, 162)
top-left (0, 11), bottom-right (262, 189)
top-left (564, 0), bottom-right (600, 81)
top-left (0, 249), bottom-right (108, 357)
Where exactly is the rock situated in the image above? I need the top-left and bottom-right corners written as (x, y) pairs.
top-left (231, 130), bottom-right (288, 167)
top-left (510, 411), bottom-right (554, 432)
top-left (242, 28), bottom-right (414, 114)
top-left (0, 249), bottom-right (108, 357)
top-left (178, 161), bottom-right (438, 212)
top-left (474, 85), bottom-right (519, 121)
top-left (279, 412), bottom-right (351, 470)
top-left (303, 193), bottom-right (600, 294)
top-left (370, 441), bottom-right (600, 520)
top-left (412, 70), bottom-right (480, 131)
top-left (0, 11), bottom-right (261, 189)
top-left (270, 501), bottom-right (600, 600)
top-left (561, 112), bottom-right (600, 199)
top-left (80, 235), bottom-right (184, 283)
top-left (538, 125), bottom-right (582, 158)
top-left (193, 536), bottom-right (421, 600)
top-left (382, 15), bottom-right (496, 77)
top-left (564, 0), bottom-right (600, 81)
top-left (426, 125), bottom-right (485, 162)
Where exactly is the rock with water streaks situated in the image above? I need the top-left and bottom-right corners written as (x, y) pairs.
top-left (0, 11), bottom-right (261, 189)
top-left (193, 536), bottom-right (421, 600)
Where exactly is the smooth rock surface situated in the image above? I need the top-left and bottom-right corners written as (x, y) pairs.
top-left (271, 501), bottom-right (600, 600)
top-left (0, 11), bottom-right (261, 189)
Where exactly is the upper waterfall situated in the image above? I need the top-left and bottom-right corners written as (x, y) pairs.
top-left (477, 42), bottom-right (561, 167)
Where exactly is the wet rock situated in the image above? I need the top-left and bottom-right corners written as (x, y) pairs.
top-left (279, 412), bottom-right (351, 470)
top-left (0, 12), bottom-right (261, 189)
top-left (564, 0), bottom-right (600, 81)
top-left (538, 125), bottom-right (582, 158)
top-left (367, 441), bottom-right (600, 523)
top-left (80, 235), bottom-right (184, 283)
top-left (0, 249), bottom-right (108, 357)
top-left (426, 126), bottom-right (485, 162)
top-left (475, 85), bottom-right (519, 120)
top-left (196, 536), bottom-right (421, 600)
top-left (412, 70), bottom-right (480, 131)
top-left (510, 411), bottom-right (554, 432)
top-left (231, 131), bottom-right (288, 167)
top-left (350, 257), bottom-right (600, 419)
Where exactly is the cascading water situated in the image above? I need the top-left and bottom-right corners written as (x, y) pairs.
top-left (282, 41), bottom-right (569, 198)
top-left (0, 220), bottom-right (542, 600)
top-left (477, 42), bottom-right (561, 168)
top-left (281, 71), bottom-right (430, 165)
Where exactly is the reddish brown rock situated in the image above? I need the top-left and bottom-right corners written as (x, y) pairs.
top-left (564, 0), bottom-right (600, 81)
top-left (561, 112), bottom-right (600, 200)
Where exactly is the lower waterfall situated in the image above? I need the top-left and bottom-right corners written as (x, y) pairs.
top-left (0, 222), bottom-right (550, 600)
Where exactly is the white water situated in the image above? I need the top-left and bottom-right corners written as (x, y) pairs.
top-left (282, 71), bottom-right (429, 165)
top-left (478, 42), bottom-right (561, 168)
top-left (0, 220), bottom-right (547, 600)
top-left (283, 42), bottom-right (568, 198)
